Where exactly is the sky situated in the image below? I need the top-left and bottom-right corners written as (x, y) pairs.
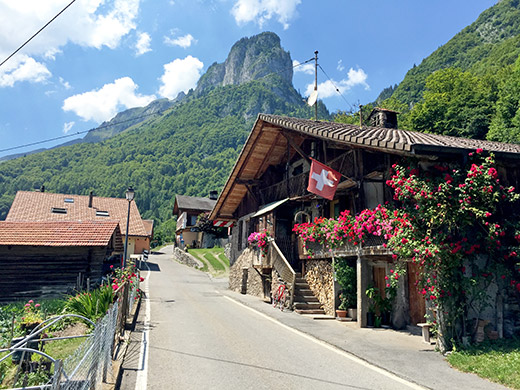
top-left (0, 0), bottom-right (498, 158)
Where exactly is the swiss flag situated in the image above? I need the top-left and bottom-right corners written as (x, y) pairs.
top-left (307, 158), bottom-right (340, 200)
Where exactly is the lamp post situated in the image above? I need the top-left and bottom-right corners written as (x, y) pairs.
top-left (123, 186), bottom-right (135, 268)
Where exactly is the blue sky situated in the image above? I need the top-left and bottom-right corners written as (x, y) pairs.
top-left (0, 0), bottom-right (497, 158)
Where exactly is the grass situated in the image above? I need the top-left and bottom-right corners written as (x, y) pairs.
top-left (188, 248), bottom-right (230, 276)
top-left (447, 337), bottom-right (520, 389)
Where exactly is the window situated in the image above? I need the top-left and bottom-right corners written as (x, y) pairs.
top-left (96, 210), bottom-right (110, 217)
top-left (51, 207), bottom-right (67, 214)
top-left (64, 198), bottom-right (74, 203)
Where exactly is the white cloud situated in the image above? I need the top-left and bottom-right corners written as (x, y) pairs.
top-left (305, 68), bottom-right (369, 98)
top-left (293, 60), bottom-right (314, 75)
top-left (231, 0), bottom-right (301, 29)
top-left (59, 77), bottom-right (71, 90)
top-left (63, 121), bottom-right (75, 134)
top-left (0, 0), bottom-right (141, 87)
top-left (158, 56), bottom-right (203, 99)
top-left (0, 55), bottom-right (51, 87)
top-left (164, 33), bottom-right (196, 48)
top-left (62, 77), bottom-right (156, 122)
top-left (135, 32), bottom-right (152, 56)
top-left (337, 60), bottom-right (345, 72)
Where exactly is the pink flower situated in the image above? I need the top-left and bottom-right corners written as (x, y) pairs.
top-left (35, 304), bottom-right (40, 308)
top-left (28, 300), bottom-right (34, 304)
top-left (476, 148), bottom-right (483, 154)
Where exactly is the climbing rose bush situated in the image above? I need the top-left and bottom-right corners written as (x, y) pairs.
top-left (294, 150), bottom-right (520, 350)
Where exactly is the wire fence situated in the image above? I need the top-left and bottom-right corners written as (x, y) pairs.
top-left (3, 274), bottom-right (140, 390)
top-left (56, 301), bottom-right (119, 390)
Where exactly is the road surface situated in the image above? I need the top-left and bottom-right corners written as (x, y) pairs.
top-left (119, 247), bottom-right (424, 390)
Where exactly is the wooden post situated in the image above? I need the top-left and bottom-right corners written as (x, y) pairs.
top-left (357, 255), bottom-right (368, 327)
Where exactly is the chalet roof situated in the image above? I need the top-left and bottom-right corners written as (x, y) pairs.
top-left (173, 195), bottom-right (217, 215)
top-left (0, 220), bottom-right (123, 249)
top-left (209, 114), bottom-right (520, 221)
top-left (6, 191), bottom-right (148, 237)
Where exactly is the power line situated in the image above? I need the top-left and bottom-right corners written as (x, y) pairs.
top-left (0, 0), bottom-right (76, 68)
top-left (0, 111), bottom-right (160, 154)
top-left (318, 64), bottom-right (356, 112)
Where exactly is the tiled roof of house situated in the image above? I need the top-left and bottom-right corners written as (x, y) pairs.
top-left (6, 191), bottom-right (148, 237)
top-left (143, 219), bottom-right (154, 237)
top-left (0, 220), bottom-right (122, 247)
top-left (259, 114), bottom-right (520, 155)
top-left (173, 195), bottom-right (217, 215)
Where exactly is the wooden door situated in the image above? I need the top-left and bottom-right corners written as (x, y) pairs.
top-left (407, 262), bottom-right (426, 325)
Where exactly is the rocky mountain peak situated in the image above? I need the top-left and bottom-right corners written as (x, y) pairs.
top-left (195, 32), bottom-right (293, 94)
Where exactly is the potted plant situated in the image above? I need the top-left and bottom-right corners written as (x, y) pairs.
top-left (334, 258), bottom-right (357, 320)
top-left (366, 287), bottom-right (378, 327)
top-left (336, 293), bottom-right (348, 318)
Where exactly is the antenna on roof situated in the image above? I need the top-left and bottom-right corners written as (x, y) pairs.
top-left (314, 51), bottom-right (318, 121)
top-left (359, 104), bottom-right (363, 128)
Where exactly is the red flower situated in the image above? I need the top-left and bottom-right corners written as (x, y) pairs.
top-left (476, 148), bottom-right (483, 154)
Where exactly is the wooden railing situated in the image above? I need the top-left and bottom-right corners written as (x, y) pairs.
top-left (259, 173), bottom-right (308, 204)
top-left (299, 235), bottom-right (391, 259)
top-left (268, 240), bottom-right (296, 309)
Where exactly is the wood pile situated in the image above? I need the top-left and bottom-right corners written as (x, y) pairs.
top-left (304, 260), bottom-right (334, 315)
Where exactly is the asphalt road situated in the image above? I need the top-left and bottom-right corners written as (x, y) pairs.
top-left (119, 247), bottom-right (424, 390)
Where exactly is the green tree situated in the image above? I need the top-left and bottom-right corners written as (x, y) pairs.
top-left (487, 56), bottom-right (520, 143)
top-left (409, 68), bottom-right (497, 138)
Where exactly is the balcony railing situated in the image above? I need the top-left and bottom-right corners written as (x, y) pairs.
top-left (298, 235), bottom-right (391, 259)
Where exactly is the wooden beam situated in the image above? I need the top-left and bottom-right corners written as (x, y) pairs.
top-left (281, 130), bottom-right (310, 162)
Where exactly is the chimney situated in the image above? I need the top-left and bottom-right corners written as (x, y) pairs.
top-left (209, 191), bottom-right (218, 200)
top-left (40, 185), bottom-right (45, 193)
top-left (368, 107), bottom-right (399, 129)
top-left (88, 191), bottom-right (93, 208)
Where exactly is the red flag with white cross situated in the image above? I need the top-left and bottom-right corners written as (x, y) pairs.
top-left (307, 158), bottom-right (340, 200)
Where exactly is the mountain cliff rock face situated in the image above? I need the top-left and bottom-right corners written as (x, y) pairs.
top-left (196, 32), bottom-right (293, 95)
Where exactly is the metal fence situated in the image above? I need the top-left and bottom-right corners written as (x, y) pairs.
top-left (55, 301), bottom-right (119, 390)
top-left (2, 274), bottom-right (140, 390)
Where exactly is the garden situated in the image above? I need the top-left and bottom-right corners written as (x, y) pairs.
top-left (0, 264), bottom-right (142, 389)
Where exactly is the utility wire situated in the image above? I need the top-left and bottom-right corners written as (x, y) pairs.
top-left (0, 57), bottom-right (315, 155)
top-left (0, 111), bottom-right (160, 154)
top-left (0, 0), bottom-right (76, 68)
top-left (318, 64), bottom-right (356, 112)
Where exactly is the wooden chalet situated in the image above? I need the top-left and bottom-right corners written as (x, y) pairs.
top-left (0, 220), bottom-right (123, 301)
top-left (210, 113), bottom-right (520, 329)
top-left (173, 194), bottom-right (218, 249)
top-left (6, 190), bottom-right (152, 256)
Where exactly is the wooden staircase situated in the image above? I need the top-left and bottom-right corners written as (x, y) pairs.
top-left (292, 273), bottom-right (326, 315)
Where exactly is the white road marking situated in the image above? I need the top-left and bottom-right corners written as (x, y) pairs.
top-left (223, 295), bottom-right (428, 390)
top-left (135, 262), bottom-right (151, 390)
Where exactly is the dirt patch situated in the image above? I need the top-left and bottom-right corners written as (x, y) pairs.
top-left (51, 322), bottom-right (89, 338)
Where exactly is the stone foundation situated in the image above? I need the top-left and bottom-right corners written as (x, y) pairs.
top-left (229, 247), bottom-right (265, 298)
top-left (304, 259), bottom-right (334, 315)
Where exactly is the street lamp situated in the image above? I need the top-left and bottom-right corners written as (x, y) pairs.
top-left (123, 186), bottom-right (135, 268)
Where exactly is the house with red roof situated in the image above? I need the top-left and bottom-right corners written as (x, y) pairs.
top-left (6, 190), bottom-right (152, 256)
top-left (0, 220), bottom-right (123, 301)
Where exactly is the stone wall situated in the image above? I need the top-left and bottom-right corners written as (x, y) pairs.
top-left (172, 247), bottom-right (203, 268)
top-left (304, 259), bottom-right (335, 316)
top-left (229, 247), bottom-right (265, 298)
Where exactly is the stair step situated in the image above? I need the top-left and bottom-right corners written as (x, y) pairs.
top-left (293, 296), bottom-right (319, 302)
top-left (294, 302), bottom-right (322, 310)
top-left (295, 309), bottom-right (326, 315)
